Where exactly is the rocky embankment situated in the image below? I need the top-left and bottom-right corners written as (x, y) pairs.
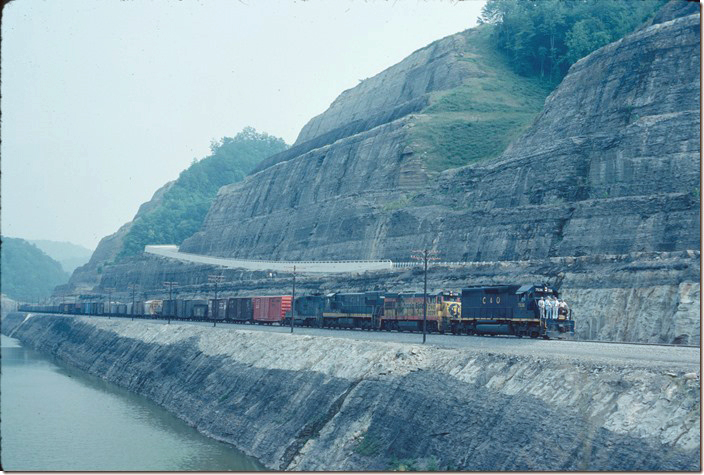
top-left (3, 313), bottom-right (699, 471)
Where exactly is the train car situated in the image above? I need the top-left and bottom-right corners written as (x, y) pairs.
top-left (226, 297), bottom-right (254, 322)
top-left (456, 284), bottom-right (574, 339)
top-left (184, 299), bottom-right (209, 320)
top-left (59, 303), bottom-right (80, 314)
top-left (162, 299), bottom-right (186, 318)
top-left (80, 301), bottom-right (104, 315)
top-left (108, 303), bottom-right (128, 315)
top-left (288, 294), bottom-right (326, 327)
top-left (143, 300), bottom-right (163, 316)
top-left (252, 296), bottom-right (291, 324)
top-left (381, 291), bottom-right (460, 333)
top-left (209, 299), bottom-right (228, 321)
top-left (321, 292), bottom-right (384, 329)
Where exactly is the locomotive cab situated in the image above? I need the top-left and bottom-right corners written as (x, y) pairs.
top-left (517, 285), bottom-right (574, 339)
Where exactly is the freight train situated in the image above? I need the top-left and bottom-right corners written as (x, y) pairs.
top-left (18, 284), bottom-right (574, 339)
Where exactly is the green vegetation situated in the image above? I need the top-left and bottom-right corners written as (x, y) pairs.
top-left (408, 0), bottom-right (664, 173)
top-left (409, 25), bottom-right (552, 172)
top-left (1, 237), bottom-right (70, 301)
top-left (118, 127), bottom-right (287, 259)
top-left (354, 431), bottom-right (383, 456)
top-left (480, 0), bottom-right (665, 83)
top-left (387, 457), bottom-right (419, 471)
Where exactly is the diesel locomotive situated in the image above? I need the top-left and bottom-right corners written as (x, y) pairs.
top-left (454, 284), bottom-right (573, 339)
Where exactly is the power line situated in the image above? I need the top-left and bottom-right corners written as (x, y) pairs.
top-left (128, 284), bottom-right (139, 321)
top-left (164, 281), bottom-right (178, 324)
top-left (208, 274), bottom-right (225, 327)
top-left (410, 249), bottom-right (440, 344)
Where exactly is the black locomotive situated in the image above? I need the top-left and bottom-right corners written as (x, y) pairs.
top-left (455, 284), bottom-right (573, 338)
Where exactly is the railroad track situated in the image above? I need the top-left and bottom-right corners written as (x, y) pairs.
top-left (17, 310), bottom-right (698, 349)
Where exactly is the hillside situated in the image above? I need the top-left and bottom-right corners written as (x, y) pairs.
top-left (75, 1), bottom-right (698, 344)
top-left (68, 127), bottom-right (287, 290)
top-left (30, 239), bottom-right (93, 273)
top-left (1, 237), bottom-right (69, 301)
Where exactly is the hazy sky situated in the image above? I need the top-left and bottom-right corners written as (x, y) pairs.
top-left (2, 0), bottom-right (486, 250)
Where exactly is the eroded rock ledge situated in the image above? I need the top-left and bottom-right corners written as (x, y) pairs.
top-left (3, 313), bottom-right (699, 471)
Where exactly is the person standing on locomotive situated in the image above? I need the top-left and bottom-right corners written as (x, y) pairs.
top-left (538, 296), bottom-right (546, 319)
top-left (549, 296), bottom-right (557, 319)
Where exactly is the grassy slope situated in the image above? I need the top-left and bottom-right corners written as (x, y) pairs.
top-left (409, 25), bottom-right (552, 172)
top-left (1, 237), bottom-right (70, 301)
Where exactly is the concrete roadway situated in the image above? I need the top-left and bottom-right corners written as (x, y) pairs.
top-left (112, 315), bottom-right (699, 371)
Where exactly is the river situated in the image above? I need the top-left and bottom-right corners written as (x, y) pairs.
top-left (0, 334), bottom-right (264, 471)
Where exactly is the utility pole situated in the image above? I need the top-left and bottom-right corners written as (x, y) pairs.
top-left (104, 287), bottom-right (114, 319)
top-left (208, 274), bottom-right (225, 327)
top-left (411, 249), bottom-right (439, 344)
top-left (128, 284), bottom-right (138, 321)
top-left (164, 281), bottom-right (178, 324)
top-left (290, 265), bottom-right (296, 334)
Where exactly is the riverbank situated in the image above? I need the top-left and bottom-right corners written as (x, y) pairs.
top-left (0, 334), bottom-right (263, 471)
top-left (2, 312), bottom-right (699, 470)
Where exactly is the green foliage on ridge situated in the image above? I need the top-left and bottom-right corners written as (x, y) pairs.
top-left (480, 0), bottom-right (666, 83)
top-left (1, 237), bottom-right (70, 301)
top-left (117, 127), bottom-right (288, 259)
top-left (409, 25), bottom-right (552, 172)
top-left (409, 0), bottom-right (665, 173)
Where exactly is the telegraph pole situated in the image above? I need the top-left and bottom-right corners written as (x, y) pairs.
top-left (164, 281), bottom-right (178, 324)
top-left (290, 265), bottom-right (296, 334)
top-left (128, 284), bottom-right (138, 321)
top-left (104, 287), bottom-right (115, 319)
top-left (208, 274), bottom-right (225, 327)
top-left (411, 249), bottom-right (439, 344)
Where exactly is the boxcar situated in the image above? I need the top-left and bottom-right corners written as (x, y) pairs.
top-left (209, 299), bottom-right (228, 321)
top-left (184, 299), bottom-right (209, 319)
top-left (252, 296), bottom-right (292, 324)
top-left (227, 297), bottom-right (254, 322)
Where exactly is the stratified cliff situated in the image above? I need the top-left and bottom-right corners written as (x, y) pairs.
top-left (182, 13), bottom-right (699, 262)
top-left (89, 6), bottom-right (700, 345)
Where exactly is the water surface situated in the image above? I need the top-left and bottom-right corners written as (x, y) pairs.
top-left (1, 334), bottom-right (264, 471)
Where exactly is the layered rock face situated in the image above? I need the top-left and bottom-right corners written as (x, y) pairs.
top-left (182, 14), bottom-right (699, 263)
top-left (3, 314), bottom-right (699, 470)
top-left (95, 11), bottom-right (700, 345)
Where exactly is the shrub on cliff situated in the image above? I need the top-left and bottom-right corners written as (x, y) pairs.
top-left (117, 127), bottom-right (288, 259)
top-left (480, 0), bottom-right (666, 83)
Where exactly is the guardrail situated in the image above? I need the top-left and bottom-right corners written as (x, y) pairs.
top-left (144, 245), bottom-right (393, 274)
